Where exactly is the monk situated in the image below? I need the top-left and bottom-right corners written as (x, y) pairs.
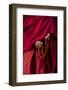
top-left (23, 15), bottom-right (57, 74)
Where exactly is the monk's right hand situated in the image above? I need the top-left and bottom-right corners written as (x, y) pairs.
top-left (35, 41), bottom-right (43, 49)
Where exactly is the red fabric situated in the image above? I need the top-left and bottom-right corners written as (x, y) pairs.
top-left (23, 50), bottom-right (34, 74)
top-left (23, 15), bottom-right (57, 74)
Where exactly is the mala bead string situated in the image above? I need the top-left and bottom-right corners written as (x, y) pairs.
top-left (37, 33), bottom-right (50, 59)
top-left (38, 47), bottom-right (45, 59)
top-left (38, 43), bottom-right (48, 59)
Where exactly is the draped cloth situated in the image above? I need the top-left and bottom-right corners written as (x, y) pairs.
top-left (23, 15), bottom-right (57, 74)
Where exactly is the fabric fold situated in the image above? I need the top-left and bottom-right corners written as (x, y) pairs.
top-left (23, 15), bottom-right (57, 74)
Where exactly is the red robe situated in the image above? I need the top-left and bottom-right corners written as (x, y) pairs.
top-left (23, 15), bottom-right (57, 74)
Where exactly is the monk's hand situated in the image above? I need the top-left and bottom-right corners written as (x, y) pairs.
top-left (45, 33), bottom-right (50, 40)
top-left (35, 41), bottom-right (43, 49)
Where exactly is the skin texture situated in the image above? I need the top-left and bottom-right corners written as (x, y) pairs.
top-left (35, 41), bottom-right (43, 49)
